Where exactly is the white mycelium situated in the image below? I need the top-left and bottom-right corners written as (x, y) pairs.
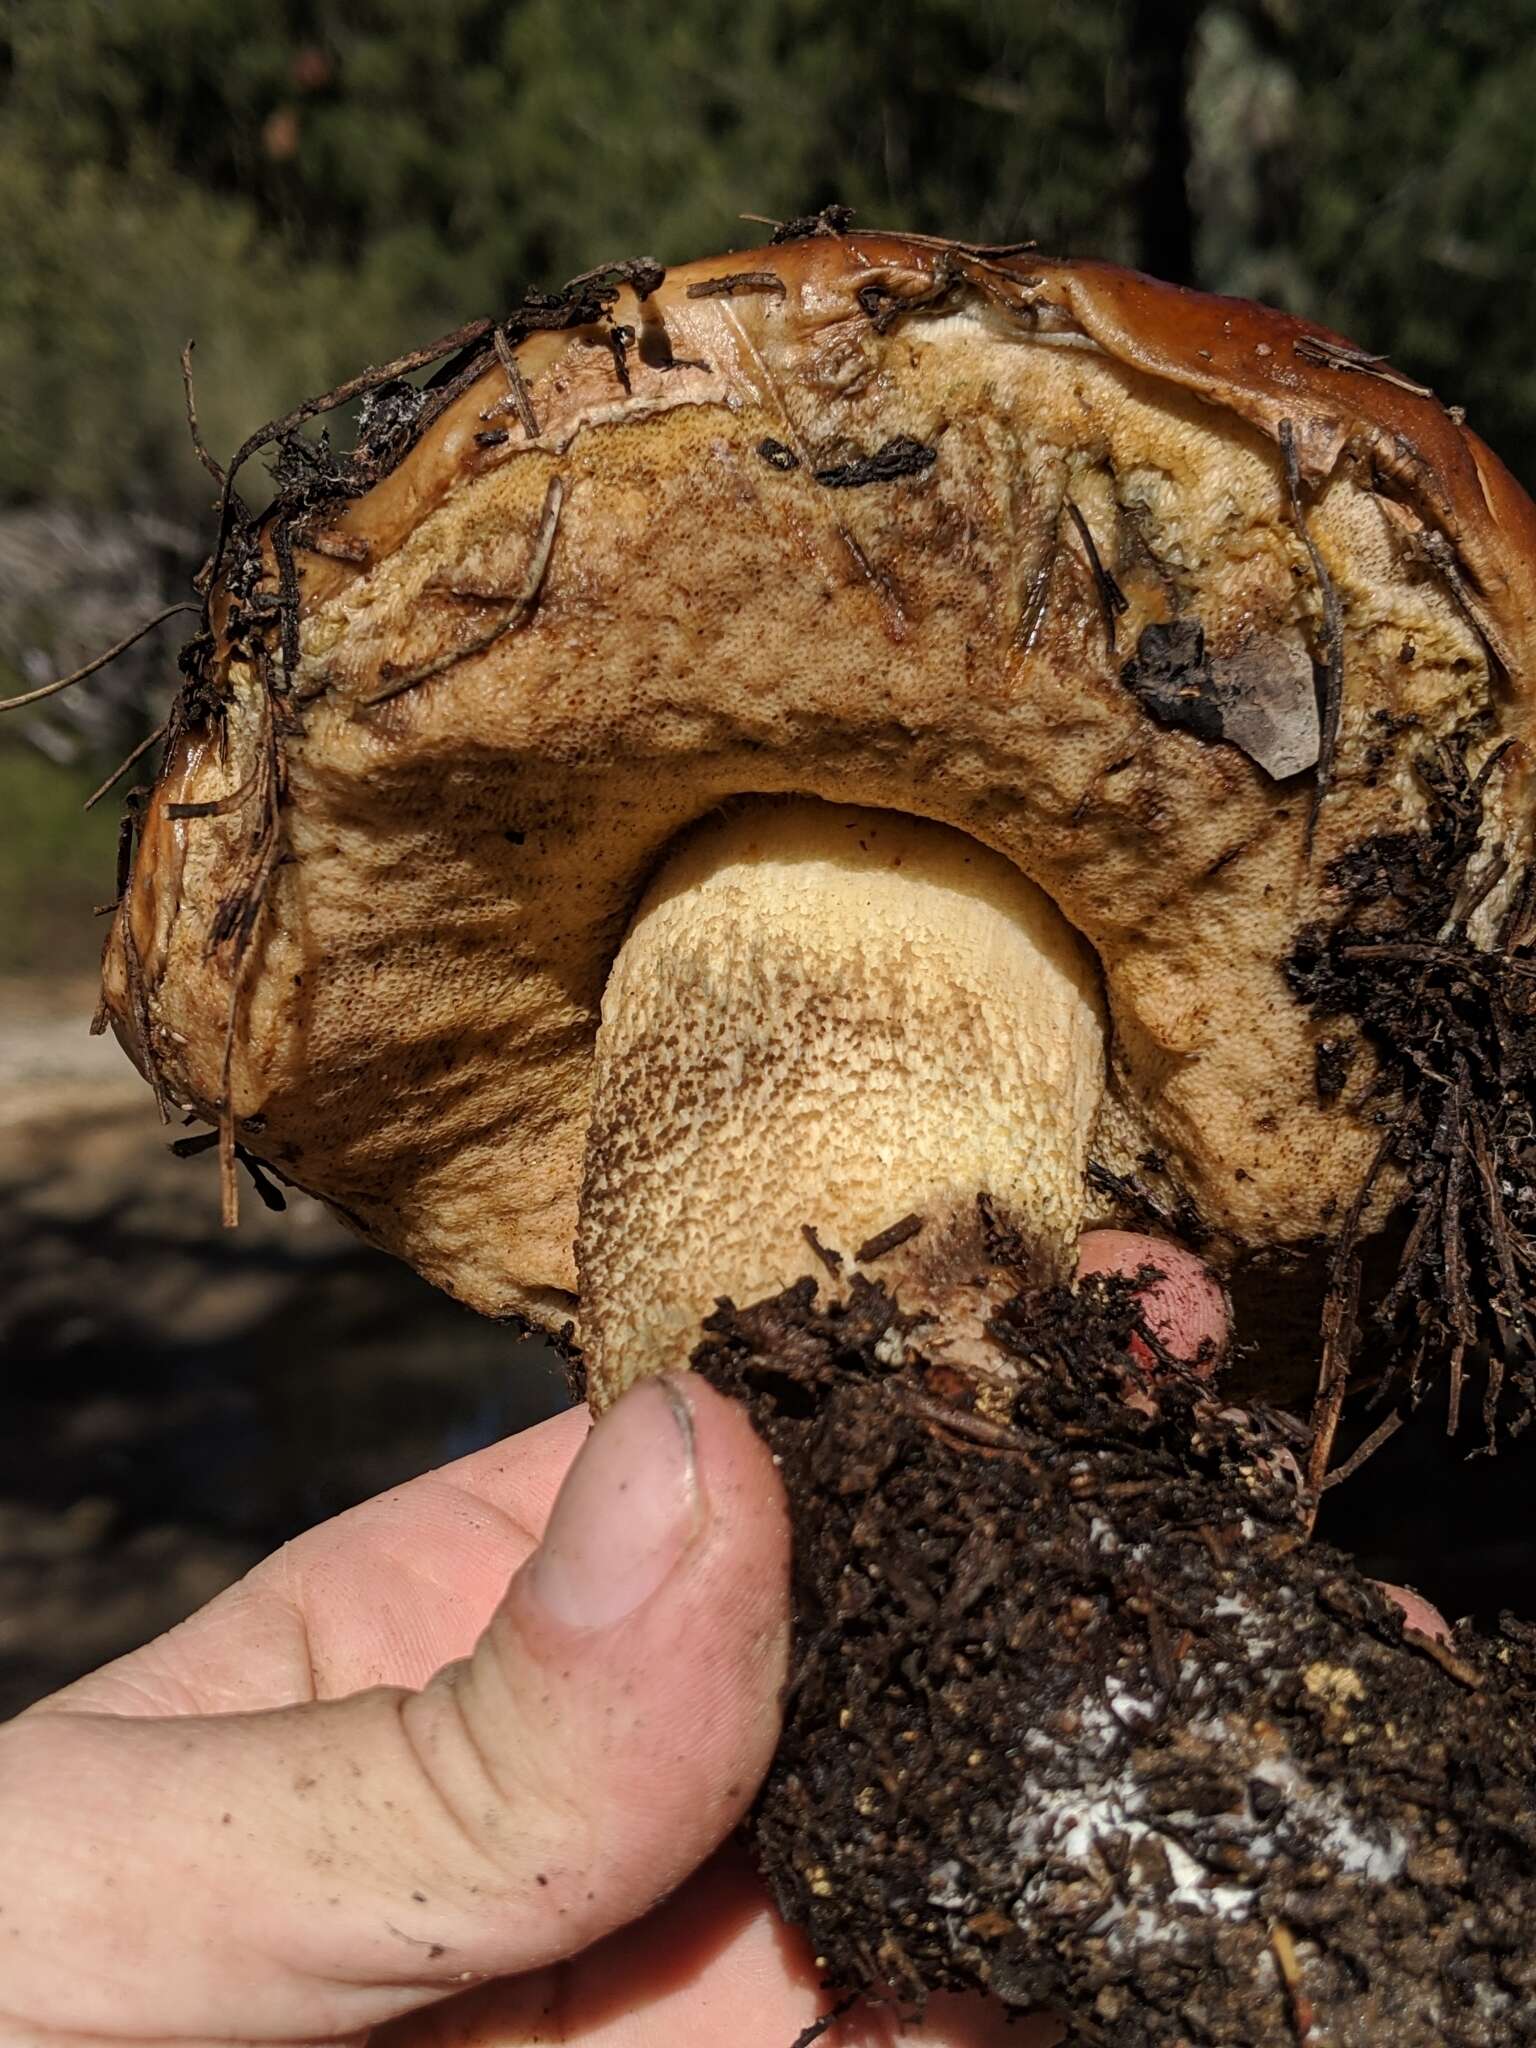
top-left (986, 1587), bottom-right (1410, 1959)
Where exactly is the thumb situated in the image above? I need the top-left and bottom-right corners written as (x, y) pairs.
top-left (0, 1374), bottom-right (790, 2045)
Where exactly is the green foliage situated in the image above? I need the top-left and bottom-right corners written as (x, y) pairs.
top-left (1, 0), bottom-right (1534, 512)
top-left (492, 0), bottom-right (1138, 270)
top-left (5, 0), bottom-right (1536, 972)
top-left (1290, 0), bottom-right (1536, 482)
top-left (0, 738), bottom-right (123, 976)
top-left (1197, 0), bottom-right (1536, 484)
top-left (0, 0), bottom-right (1165, 519)
top-left (7, 0), bottom-right (1533, 507)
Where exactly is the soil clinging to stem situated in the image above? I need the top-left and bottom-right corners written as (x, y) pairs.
top-left (694, 1254), bottom-right (1536, 2045)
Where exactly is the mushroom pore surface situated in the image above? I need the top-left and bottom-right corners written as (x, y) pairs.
top-left (577, 800), bottom-right (1105, 1406)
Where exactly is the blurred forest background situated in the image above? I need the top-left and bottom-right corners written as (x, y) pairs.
top-left (8, 0), bottom-right (1536, 972)
top-left (5, 0), bottom-right (1536, 1707)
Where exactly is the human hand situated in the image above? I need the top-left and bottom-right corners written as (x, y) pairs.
top-left (0, 1370), bottom-right (800, 2047)
top-left (7, 1232), bottom-right (1422, 2048)
top-left (0, 1357), bottom-right (1045, 2048)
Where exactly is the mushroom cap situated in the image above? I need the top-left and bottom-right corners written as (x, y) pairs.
top-left (101, 229), bottom-right (1536, 1333)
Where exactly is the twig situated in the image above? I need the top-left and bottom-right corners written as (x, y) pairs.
top-left (885, 1388), bottom-right (1032, 1452)
top-left (357, 475), bottom-right (563, 708)
top-left (602, 322), bottom-right (633, 394)
top-left (1339, 937), bottom-right (1536, 980)
top-left (1402, 1628), bottom-right (1484, 1690)
top-left (1087, 1158), bottom-right (1178, 1236)
top-left (170, 1130), bottom-right (220, 1159)
top-left (1016, 539), bottom-right (1058, 655)
top-left (107, 792), bottom-right (169, 1118)
top-left (560, 256), bottom-right (665, 300)
top-left (1292, 333), bottom-right (1435, 397)
top-left (180, 341), bottom-right (227, 486)
top-left (1269, 1922), bottom-right (1315, 2041)
top-left (788, 1997), bottom-right (857, 2048)
top-left (1306, 1129), bottom-right (1395, 1509)
top-left (271, 514), bottom-right (301, 677)
top-left (1447, 1336), bottom-right (1468, 1438)
top-left (801, 1224), bottom-right (843, 1277)
top-left (686, 271), bottom-right (787, 300)
top-left (83, 722), bottom-right (168, 811)
top-left (1469, 1102), bottom-right (1535, 1437)
top-left (1455, 845), bottom-right (1510, 933)
top-left (208, 316), bottom-right (494, 591)
top-left (490, 324), bottom-right (540, 439)
top-left (0, 603), bottom-right (200, 714)
top-left (743, 204), bottom-right (855, 243)
top-left (855, 1213), bottom-right (924, 1264)
top-left (167, 750), bottom-right (264, 820)
top-left (1065, 500), bottom-right (1127, 652)
top-left (214, 716), bottom-right (285, 1228)
top-left (853, 223), bottom-right (1041, 261)
top-left (1320, 1409), bottom-right (1403, 1489)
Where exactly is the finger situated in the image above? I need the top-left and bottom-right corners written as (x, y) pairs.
top-left (0, 1375), bottom-right (790, 2045)
top-left (1075, 1228), bottom-right (1230, 1373)
top-left (376, 1846), bottom-right (1064, 2047)
top-left (50, 1405), bottom-right (593, 1721)
top-left (267, 1403), bottom-right (593, 1700)
top-left (1377, 1581), bottom-right (1452, 1642)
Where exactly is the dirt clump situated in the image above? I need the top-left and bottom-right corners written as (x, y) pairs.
top-left (695, 1262), bottom-right (1536, 2045)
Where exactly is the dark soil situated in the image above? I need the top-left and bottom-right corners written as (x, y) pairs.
top-left (695, 1263), bottom-right (1536, 2046)
top-left (1288, 736), bottom-right (1536, 1473)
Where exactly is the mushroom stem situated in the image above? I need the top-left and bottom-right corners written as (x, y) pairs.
top-left (577, 800), bottom-right (1106, 1409)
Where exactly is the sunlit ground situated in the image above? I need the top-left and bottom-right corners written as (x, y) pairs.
top-left (0, 974), bottom-right (569, 1713)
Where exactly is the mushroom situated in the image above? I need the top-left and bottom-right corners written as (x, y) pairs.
top-left (97, 224), bottom-right (1536, 2041)
top-left (100, 228), bottom-right (1536, 1428)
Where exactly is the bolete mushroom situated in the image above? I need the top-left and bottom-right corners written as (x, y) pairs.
top-left (98, 222), bottom-right (1536, 2040)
